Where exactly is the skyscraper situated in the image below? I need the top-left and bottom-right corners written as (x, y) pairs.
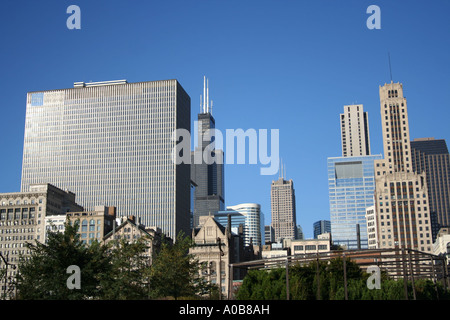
top-left (411, 137), bottom-right (450, 229)
top-left (373, 81), bottom-right (433, 252)
top-left (328, 102), bottom-right (380, 249)
top-left (191, 76), bottom-right (225, 227)
top-left (328, 154), bottom-right (381, 249)
top-left (225, 203), bottom-right (264, 247)
top-left (21, 79), bottom-right (191, 240)
top-left (271, 176), bottom-right (296, 242)
top-left (340, 104), bottom-right (371, 157)
top-left (313, 220), bottom-right (331, 239)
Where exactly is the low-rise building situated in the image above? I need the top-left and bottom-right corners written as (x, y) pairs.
top-left (285, 233), bottom-right (332, 256)
top-left (66, 206), bottom-right (116, 245)
top-left (433, 227), bottom-right (450, 261)
top-left (103, 215), bottom-right (167, 265)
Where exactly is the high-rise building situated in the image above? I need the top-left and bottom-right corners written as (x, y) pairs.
top-left (340, 104), bottom-right (371, 157)
top-left (313, 220), bottom-right (331, 239)
top-left (373, 81), bottom-right (433, 252)
top-left (328, 155), bottom-right (381, 249)
top-left (217, 203), bottom-right (264, 247)
top-left (271, 177), bottom-right (297, 242)
top-left (0, 183), bottom-right (83, 299)
top-left (411, 138), bottom-right (450, 228)
top-left (329, 99), bottom-right (380, 249)
top-left (20, 79), bottom-right (191, 240)
top-left (191, 76), bottom-right (225, 227)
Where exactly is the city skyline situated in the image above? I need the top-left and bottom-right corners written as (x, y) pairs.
top-left (1, 1), bottom-right (449, 239)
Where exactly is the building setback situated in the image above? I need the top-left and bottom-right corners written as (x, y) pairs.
top-left (373, 81), bottom-right (433, 253)
top-left (21, 79), bottom-right (191, 240)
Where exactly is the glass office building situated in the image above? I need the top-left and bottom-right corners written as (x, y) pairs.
top-left (327, 155), bottom-right (382, 249)
top-left (21, 79), bottom-right (191, 240)
top-left (214, 203), bottom-right (264, 247)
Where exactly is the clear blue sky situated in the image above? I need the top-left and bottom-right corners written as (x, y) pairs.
top-left (1, 0), bottom-right (449, 239)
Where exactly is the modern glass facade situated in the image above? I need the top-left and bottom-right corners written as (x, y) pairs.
top-left (328, 155), bottom-right (382, 249)
top-left (313, 220), bottom-right (331, 239)
top-left (21, 79), bottom-right (191, 240)
top-left (215, 203), bottom-right (264, 247)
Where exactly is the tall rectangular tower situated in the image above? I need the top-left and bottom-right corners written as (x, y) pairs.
top-left (411, 138), bottom-right (450, 228)
top-left (191, 77), bottom-right (225, 227)
top-left (340, 104), bottom-right (371, 157)
top-left (21, 79), bottom-right (191, 240)
top-left (271, 177), bottom-right (296, 242)
top-left (373, 82), bottom-right (433, 252)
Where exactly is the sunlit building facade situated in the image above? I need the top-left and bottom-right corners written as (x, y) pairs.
top-left (20, 79), bottom-right (191, 240)
top-left (328, 155), bottom-right (382, 249)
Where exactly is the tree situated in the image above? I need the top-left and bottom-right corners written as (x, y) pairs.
top-left (15, 221), bottom-right (111, 299)
top-left (149, 232), bottom-right (210, 299)
top-left (100, 236), bottom-right (152, 299)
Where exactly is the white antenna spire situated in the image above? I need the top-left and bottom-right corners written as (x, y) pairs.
top-left (203, 76), bottom-right (206, 113)
top-left (206, 78), bottom-right (209, 113)
top-left (200, 94), bottom-right (202, 113)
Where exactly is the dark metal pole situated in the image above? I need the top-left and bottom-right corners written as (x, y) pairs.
top-left (408, 250), bottom-right (416, 300)
top-left (430, 256), bottom-right (439, 300)
top-left (285, 257), bottom-right (290, 300)
top-left (343, 253), bottom-right (348, 300)
top-left (228, 264), bottom-right (233, 300)
top-left (316, 253), bottom-right (321, 300)
top-left (402, 248), bottom-right (409, 300)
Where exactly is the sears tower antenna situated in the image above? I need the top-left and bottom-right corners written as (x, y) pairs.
top-left (202, 76), bottom-right (213, 114)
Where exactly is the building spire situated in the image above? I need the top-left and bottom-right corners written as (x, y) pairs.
top-left (202, 75), bottom-right (213, 114)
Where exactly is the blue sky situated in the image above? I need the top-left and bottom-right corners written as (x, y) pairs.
top-left (1, 0), bottom-right (449, 239)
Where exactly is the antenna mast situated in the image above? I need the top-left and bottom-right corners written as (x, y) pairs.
top-left (388, 52), bottom-right (393, 82)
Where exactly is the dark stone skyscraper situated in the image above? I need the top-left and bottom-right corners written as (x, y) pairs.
top-left (191, 77), bottom-right (224, 227)
top-left (411, 138), bottom-right (450, 231)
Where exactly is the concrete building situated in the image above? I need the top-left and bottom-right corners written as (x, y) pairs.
top-left (365, 205), bottom-right (378, 249)
top-left (190, 215), bottom-right (256, 298)
top-left (284, 233), bottom-right (332, 255)
top-left (103, 215), bottom-right (167, 266)
top-left (340, 104), bottom-right (371, 157)
top-left (433, 227), bottom-right (450, 259)
top-left (0, 183), bottom-right (83, 299)
top-left (373, 81), bottom-right (433, 253)
top-left (66, 206), bottom-right (116, 245)
top-left (190, 216), bottom-right (235, 298)
top-left (264, 225), bottom-right (274, 244)
top-left (44, 214), bottom-right (67, 242)
top-left (21, 79), bottom-right (191, 240)
top-left (271, 177), bottom-right (297, 242)
top-left (191, 77), bottom-right (225, 227)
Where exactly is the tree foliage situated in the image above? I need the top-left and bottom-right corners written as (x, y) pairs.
top-left (13, 224), bottom-right (216, 300)
top-left (236, 257), bottom-right (450, 300)
top-left (15, 221), bottom-right (111, 299)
